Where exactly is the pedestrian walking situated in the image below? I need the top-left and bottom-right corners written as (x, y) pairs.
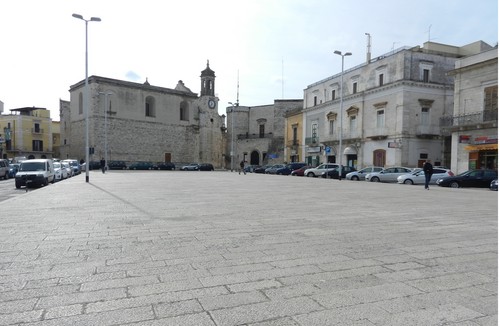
top-left (100, 158), bottom-right (106, 174)
top-left (423, 159), bottom-right (433, 190)
top-left (239, 160), bottom-right (246, 175)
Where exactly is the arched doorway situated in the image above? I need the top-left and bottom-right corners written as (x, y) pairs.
top-left (250, 151), bottom-right (260, 165)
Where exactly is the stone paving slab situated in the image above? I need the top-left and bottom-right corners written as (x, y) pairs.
top-left (0, 170), bottom-right (497, 325)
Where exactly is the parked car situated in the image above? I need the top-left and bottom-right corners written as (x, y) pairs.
top-left (128, 161), bottom-right (155, 170)
top-left (8, 163), bottom-right (20, 178)
top-left (198, 163), bottom-right (214, 171)
top-left (253, 165), bottom-right (271, 174)
top-left (321, 166), bottom-right (357, 179)
top-left (244, 165), bottom-right (259, 173)
top-left (53, 162), bottom-right (68, 181)
top-left (276, 162), bottom-right (308, 175)
top-left (365, 167), bottom-right (413, 183)
top-left (345, 166), bottom-right (383, 181)
top-left (0, 159), bottom-right (9, 180)
top-left (291, 165), bottom-right (312, 176)
top-left (15, 159), bottom-right (55, 188)
top-left (88, 161), bottom-right (101, 170)
top-left (61, 161), bottom-right (73, 177)
top-left (180, 163), bottom-right (200, 171)
top-left (108, 160), bottom-right (127, 170)
top-left (397, 168), bottom-right (454, 185)
top-left (490, 179), bottom-right (498, 191)
top-left (154, 162), bottom-right (175, 170)
top-left (437, 169), bottom-right (498, 188)
top-left (62, 159), bottom-right (81, 175)
top-left (265, 164), bottom-right (287, 174)
top-left (304, 163), bottom-right (339, 177)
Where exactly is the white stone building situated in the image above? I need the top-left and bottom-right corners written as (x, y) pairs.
top-left (443, 46), bottom-right (498, 173)
top-left (302, 41), bottom-right (494, 170)
top-left (226, 100), bottom-right (303, 169)
top-left (61, 62), bottom-right (226, 168)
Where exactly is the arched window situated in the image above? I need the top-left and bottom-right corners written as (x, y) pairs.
top-left (145, 96), bottom-right (155, 117)
top-left (180, 101), bottom-right (189, 121)
top-left (78, 92), bottom-right (83, 115)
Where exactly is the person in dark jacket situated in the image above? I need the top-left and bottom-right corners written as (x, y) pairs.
top-left (423, 159), bottom-right (433, 190)
top-left (100, 158), bottom-right (106, 174)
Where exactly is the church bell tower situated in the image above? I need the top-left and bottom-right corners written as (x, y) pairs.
top-left (200, 60), bottom-right (215, 97)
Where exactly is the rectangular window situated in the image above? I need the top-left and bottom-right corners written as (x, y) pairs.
top-left (331, 90), bottom-right (336, 100)
top-left (329, 120), bottom-right (335, 135)
top-left (379, 74), bottom-right (384, 86)
top-left (376, 110), bottom-right (385, 128)
top-left (34, 123), bottom-right (41, 133)
top-left (349, 116), bottom-right (356, 133)
top-left (259, 125), bottom-right (265, 138)
top-left (352, 82), bottom-right (357, 94)
top-left (32, 140), bottom-right (43, 152)
top-left (145, 103), bottom-right (152, 117)
top-left (421, 107), bottom-right (430, 125)
top-left (484, 85), bottom-right (498, 111)
top-left (423, 69), bottom-right (430, 83)
top-left (292, 127), bottom-right (298, 144)
top-left (311, 122), bottom-right (318, 140)
top-left (313, 96), bottom-right (317, 106)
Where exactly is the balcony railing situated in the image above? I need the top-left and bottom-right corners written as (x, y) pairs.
top-left (305, 137), bottom-right (319, 146)
top-left (237, 133), bottom-right (273, 140)
top-left (440, 109), bottom-right (497, 128)
top-left (31, 128), bottom-right (44, 134)
top-left (365, 127), bottom-right (389, 139)
top-left (286, 140), bottom-right (300, 147)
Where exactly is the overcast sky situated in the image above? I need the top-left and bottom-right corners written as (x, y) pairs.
top-left (0, 0), bottom-right (497, 121)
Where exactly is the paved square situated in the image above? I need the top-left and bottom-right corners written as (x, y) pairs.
top-left (0, 171), bottom-right (497, 325)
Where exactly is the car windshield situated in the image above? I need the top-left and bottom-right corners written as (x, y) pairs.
top-left (54, 162), bottom-right (61, 169)
top-left (20, 162), bottom-right (45, 171)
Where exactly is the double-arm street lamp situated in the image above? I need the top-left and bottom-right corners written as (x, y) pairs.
top-left (334, 50), bottom-right (351, 180)
top-left (72, 13), bottom-right (101, 182)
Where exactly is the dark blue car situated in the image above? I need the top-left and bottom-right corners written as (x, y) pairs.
top-left (275, 162), bottom-right (308, 175)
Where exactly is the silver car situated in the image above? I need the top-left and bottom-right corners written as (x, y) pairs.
top-left (304, 163), bottom-right (339, 177)
top-left (346, 166), bottom-right (383, 181)
top-left (365, 167), bottom-right (413, 183)
top-left (397, 168), bottom-right (454, 185)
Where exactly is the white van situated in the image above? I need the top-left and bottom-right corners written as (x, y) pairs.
top-left (15, 159), bottom-right (55, 188)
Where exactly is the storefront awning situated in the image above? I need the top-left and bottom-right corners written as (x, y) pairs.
top-left (464, 144), bottom-right (498, 151)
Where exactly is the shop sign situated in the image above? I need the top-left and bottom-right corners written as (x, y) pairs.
top-left (459, 135), bottom-right (471, 143)
top-left (306, 146), bottom-right (321, 153)
top-left (473, 135), bottom-right (497, 145)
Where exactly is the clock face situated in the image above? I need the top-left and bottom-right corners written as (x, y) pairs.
top-left (208, 99), bottom-right (216, 109)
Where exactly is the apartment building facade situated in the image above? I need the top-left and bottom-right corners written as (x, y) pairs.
top-left (0, 107), bottom-right (56, 160)
top-left (442, 47), bottom-right (498, 173)
top-left (302, 41), bottom-right (493, 170)
top-left (226, 99), bottom-right (303, 169)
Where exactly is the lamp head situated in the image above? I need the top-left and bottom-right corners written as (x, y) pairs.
top-left (90, 17), bottom-right (101, 22)
top-left (334, 50), bottom-right (341, 55)
top-left (72, 13), bottom-right (83, 20)
top-left (345, 52), bottom-right (352, 56)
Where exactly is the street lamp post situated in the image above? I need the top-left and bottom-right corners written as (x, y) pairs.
top-left (334, 50), bottom-right (351, 180)
top-left (73, 13), bottom-right (101, 183)
top-left (228, 102), bottom-right (236, 172)
top-left (99, 92), bottom-right (112, 170)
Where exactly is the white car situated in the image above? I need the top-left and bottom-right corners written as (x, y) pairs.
top-left (365, 167), bottom-right (413, 183)
top-left (53, 162), bottom-right (69, 181)
top-left (346, 166), bottom-right (383, 181)
top-left (62, 162), bottom-right (73, 178)
top-left (304, 163), bottom-right (339, 177)
top-left (397, 168), bottom-right (454, 185)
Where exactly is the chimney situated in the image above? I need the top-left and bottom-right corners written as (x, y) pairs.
top-left (365, 33), bottom-right (371, 64)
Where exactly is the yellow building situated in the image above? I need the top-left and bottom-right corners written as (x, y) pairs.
top-left (284, 108), bottom-right (304, 162)
top-left (0, 107), bottom-right (56, 160)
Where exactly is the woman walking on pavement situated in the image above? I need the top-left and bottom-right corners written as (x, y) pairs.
top-left (239, 160), bottom-right (246, 175)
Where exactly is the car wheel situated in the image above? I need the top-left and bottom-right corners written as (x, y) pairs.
top-left (307, 172), bottom-right (315, 177)
top-left (403, 179), bottom-right (413, 185)
top-left (15, 182), bottom-right (21, 189)
top-left (371, 177), bottom-right (380, 182)
top-left (352, 176), bottom-right (359, 181)
top-left (450, 181), bottom-right (460, 188)
top-left (44, 178), bottom-right (49, 186)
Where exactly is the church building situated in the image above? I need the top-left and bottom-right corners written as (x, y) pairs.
top-left (60, 62), bottom-right (226, 168)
